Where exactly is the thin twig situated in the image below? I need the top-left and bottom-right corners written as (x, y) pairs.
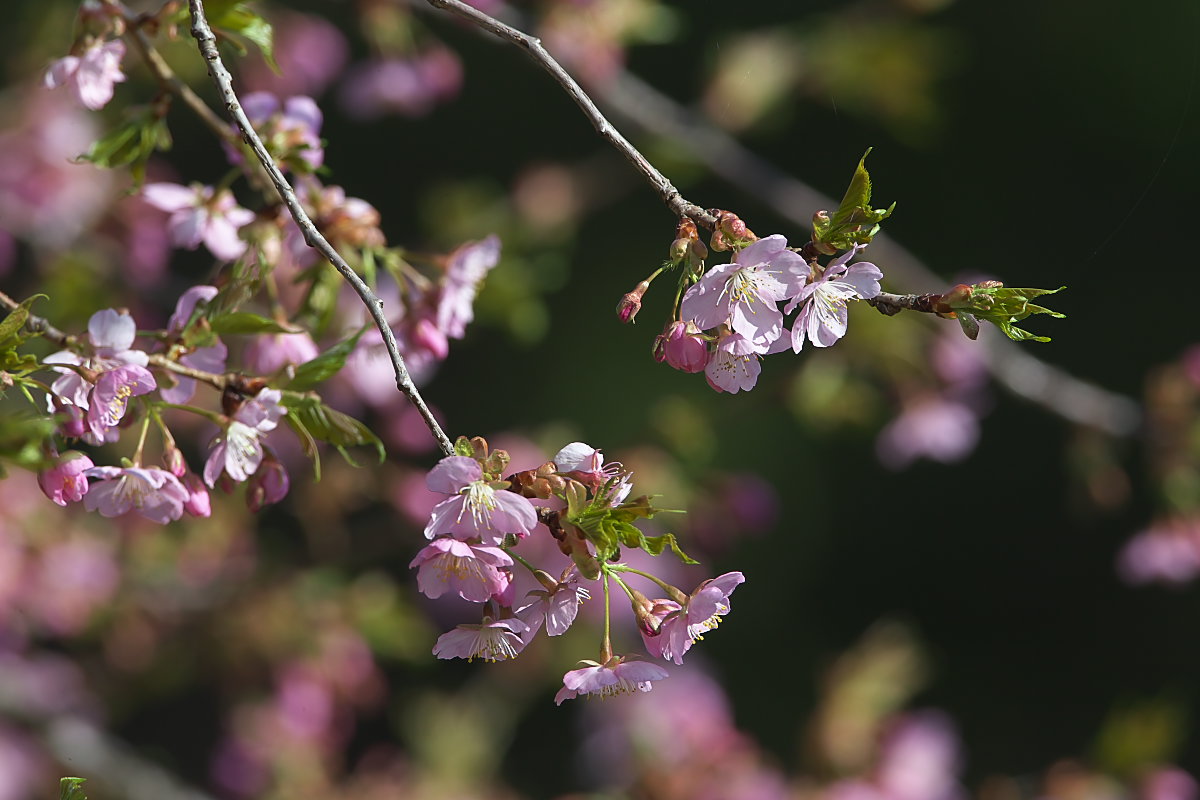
top-left (186, 0), bottom-right (454, 457)
top-left (423, 0), bottom-right (716, 229)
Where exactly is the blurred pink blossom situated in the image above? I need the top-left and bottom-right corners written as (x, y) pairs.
top-left (339, 49), bottom-right (463, 119)
top-left (238, 11), bottom-right (349, 97)
top-left (44, 39), bottom-right (126, 110)
top-left (876, 398), bottom-right (980, 470)
top-left (142, 182), bottom-right (255, 261)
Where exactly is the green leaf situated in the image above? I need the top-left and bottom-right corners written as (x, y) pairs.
top-left (812, 149), bottom-right (895, 251)
top-left (631, 531), bottom-right (698, 565)
top-left (212, 5), bottom-right (278, 71)
top-left (283, 409), bottom-right (322, 481)
top-left (60, 778), bottom-right (88, 800)
top-left (567, 496), bottom-right (696, 565)
top-left (949, 285), bottom-right (1066, 344)
top-left (282, 395), bottom-right (385, 466)
top-left (286, 327), bottom-right (367, 391)
top-left (208, 311), bottom-right (301, 335)
top-left (76, 109), bottom-right (171, 189)
top-left (454, 435), bottom-right (476, 458)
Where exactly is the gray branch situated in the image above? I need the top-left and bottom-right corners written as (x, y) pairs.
top-left (186, 0), bottom-right (454, 457)
top-left (424, 0), bottom-right (716, 229)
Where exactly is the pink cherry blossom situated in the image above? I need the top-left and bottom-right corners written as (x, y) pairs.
top-left (85, 363), bottom-right (156, 441)
top-left (203, 388), bottom-right (286, 487)
top-left (554, 657), bottom-right (669, 704)
top-left (38, 451), bottom-right (94, 506)
top-left (44, 308), bottom-right (148, 412)
top-left (876, 398), bottom-right (980, 470)
top-left (704, 330), bottom-right (761, 394)
top-left (516, 573), bottom-right (590, 641)
top-left (787, 245), bottom-right (882, 351)
top-left (182, 473), bottom-right (212, 518)
top-left (432, 617), bottom-right (529, 662)
top-left (657, 320), bottom-right (709, 373)
top-left (82, 466), bottom-right (189, 524)
top-left (161, 286), bottom-right (228, 403)
top-left (245, 452), bottom-right (290, 511)
top-left (142, 183), bottom-right (256, 261)
top-left (44, 39), bottom-right (126, 110)
top-left (554, 442), bottom-right (633, 506)
top-left (409, 537), bottom-right (512, 602)
top-left (642, 572), bottom-right (745, 665)
top-left (423, 455), bottom-right (538, 545)
top-left (680, 234), bottom-right (806, 352)
top-left (437, 234), bottom-right (501, 339)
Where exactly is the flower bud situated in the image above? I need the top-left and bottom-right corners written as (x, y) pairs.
top-left (183, 473), bottom-right (211, 517)
top-left (660, 321), bottom-right (709, 373)
top-left (669, 237), bottom-right (691, 264)
top-left (615, 280), bottom-right (649, 324)
top-left (246, 453), bottom-right (289, 512)
top-left (164, 445), bottom-right (187, 478)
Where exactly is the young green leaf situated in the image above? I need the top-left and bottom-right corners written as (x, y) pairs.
top-left (60, 778), bottom-right (88, 800)
top-left (208, 312), bottom-right (302, 335)
top-left (286, 327), bottom-right (367, 391)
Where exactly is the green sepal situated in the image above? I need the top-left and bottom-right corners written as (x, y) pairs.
top-left (286, 327), bottom-right (367, 391)
top-left (281, 394), bottom-right (385, 468)
top-left (453, 436), bottom-right (476, 458)
top-left (208, 311), bottom-right (301, 336)
top-left (948, 285), bottom-right (1066, 343)
top-left (75, 107), bottom-right (171, 188)
top-left (812, 148), bottom-right (894, 251)
top-left (210, 4), bottom-right (278, 71)
top-left (60, 778), bottom-right (88, 800)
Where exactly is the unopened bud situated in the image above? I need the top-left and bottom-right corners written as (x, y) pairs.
top-left (615, 280), bottom-right (649, 324)
top-left (164, 445), bottom-right (187, 477)
top-left (669, 237), bottom-right (691, 264)
top-left (710, 229), bottom-right (730, 252)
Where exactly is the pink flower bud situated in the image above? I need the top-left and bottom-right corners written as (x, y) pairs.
top-left (38, 451), bottom-right (95, 506)
top-left (660, 321), bottom-right (709, 373)
top-left (246, 454), bottom-right (289, 512)
top-left (615, 280), bottom-right (649, 324)
top-left (183, 473), bottom-right (211, 517)
top-left (164, 445), bottom-right (188, 477)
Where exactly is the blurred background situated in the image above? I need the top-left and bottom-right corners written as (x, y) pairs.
top-left (1, 0), bottom-right (1199, 797)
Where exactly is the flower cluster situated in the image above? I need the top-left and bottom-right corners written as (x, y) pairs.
top-left (410, 436), bottom-right (744, 704)
top-left (647, 215), bottom-right (883, 394)
top-left (34, 301), bottom-right (292, 523)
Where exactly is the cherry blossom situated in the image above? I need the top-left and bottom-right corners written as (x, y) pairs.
top-left (203, 389), bottom-right (287, 487)
top-left (641, 572), bottom-right (745, 665)
top-left (704, 330), bottom-right (761, 394)
top-left (38, 452), bottom-right (94, 506)
top-left (787, 245), bottom-right (882, 351)
top-left (432, 617), bottom-right (528, 662)
top-left (44, 39), bottom-right (126, 110)
top-left (44, 308), bottom-right (148, 412)
top-left (554, 657), bottom-right (669, 704)
top-left (142, 183), bottom-right (256, 261)
top-left (516, 573), bottom-right (590, 641)
top-left (681, 234), bottom-right (806, 352)
top-left (82, 466), bottom-right (189, 524)
top-left (423, 455), bottom-right (538, 545)
top-left (409, 537), bottom-right (512, 602)
top-left (85, 363), bottom-right (156, 441)
top-left (239, 92), bottom-right (325, 171)
top-left (656, 320), bottom-right (709, 373)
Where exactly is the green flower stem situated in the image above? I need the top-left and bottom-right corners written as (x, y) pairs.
top-left (131, 409), bottom-right (152, 466)
top-left (599, 570), bottom-right (613, 664)
top-left (609, 564), bottom-right (678, 598)
top-left (155, 402), bottom-right (224, 425)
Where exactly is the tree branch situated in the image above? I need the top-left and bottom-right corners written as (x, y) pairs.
top-left (423, 0), bottom-right (716, 229)
top-left (186, 0), bottom-right (454, 457)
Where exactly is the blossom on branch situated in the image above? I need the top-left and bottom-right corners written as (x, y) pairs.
top-left (82, 466), bottom-right (189, 524)
top-left (409, 537), bottom-right (512, 603)
top-left (203, 388), bottom-right (287, 487)
top-left (85, 363), bottom-right (156, 441)
top-left (142, 183), bottom-right (256, 261)
top-left (681, 234), bottom-right (806, 353)
top-left (44, 39), bottom-right (126, 110)
top-left (432, 617), bottom-right (528, 662)
top-left (787, 245), bottom-right (882, 351)
top-left (423, 455), bottom-right (538, 545)
top-left (641, 572), bottom-right (745, 665)
top-left (554, 657), bottom-right (670, 704)
top-left (38, 452), bottom-right (94, 507)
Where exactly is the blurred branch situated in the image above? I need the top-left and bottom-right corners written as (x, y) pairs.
top-left (414, 0), bottom-right (1139, 436)
top-left (186, 0), bottom-right (455, 457)
top-left (422, 0), bottom-right (717, 229)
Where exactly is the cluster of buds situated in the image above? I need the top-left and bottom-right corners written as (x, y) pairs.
top-left (409, 436), bottom-right (744, 703)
